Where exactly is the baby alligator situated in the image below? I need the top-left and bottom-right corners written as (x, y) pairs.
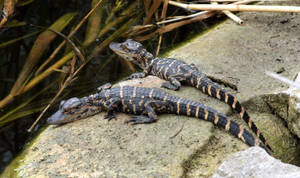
top-left (109, 39), bottom-right (271, 151)
top-left (47, 83), bottom-right (267, 151)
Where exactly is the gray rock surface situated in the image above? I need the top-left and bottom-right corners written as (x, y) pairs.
top-left (213, 147), bottom-right (300, 178)
top-left (263, 72), bottom-right (300, 138)
top-left (2, 1), bottom-right (300, 177)
top-left (283, 72), bottom-right (300, 138)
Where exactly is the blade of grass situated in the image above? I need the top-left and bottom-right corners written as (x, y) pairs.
top-left (10, 13), bottom-right (76, 95)
top-left (0, 1), bottom-right (104, 109)
top-left (0, 80), bottom-right (58, 123)
top-left (96, 1), bottom-right (138, 39)
top-left (0, 30), bottom-right (41, 48)
top-left (83, 0), bottom-right (104, 46)
top-left (31, 24), bottom-right (86, 62)
top-left (92, 14), bottom-right (141, 57)
top-left (35, 0), bottom-right (103, 75)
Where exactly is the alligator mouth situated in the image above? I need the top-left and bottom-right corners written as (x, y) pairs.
top-left (109, 42), bottom-right (135, 61)
top-left (47, 110), bottom-right (67, 125)
top-left (109, 42), bottom-right (121, 51)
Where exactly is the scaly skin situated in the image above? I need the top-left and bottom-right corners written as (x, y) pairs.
top-left (47, 83), bottom-right (268, 151)
top-left (109, 39), bottom-right (272, 151)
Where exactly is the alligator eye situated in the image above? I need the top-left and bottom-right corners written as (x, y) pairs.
top-left (75, 106), bottom-right (80, 109)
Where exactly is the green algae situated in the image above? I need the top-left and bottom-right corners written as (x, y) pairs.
top-left (1, 125), bottom-right (49, 177)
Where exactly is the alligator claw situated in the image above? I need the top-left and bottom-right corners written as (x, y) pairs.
top-left (161, 82), bottom-right (179, 91)
top-left (125, 116), bottom-right (155, 125)
top-left (104, 114), bottom-right (116, 121)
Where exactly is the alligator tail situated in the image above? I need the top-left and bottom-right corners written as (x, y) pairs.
top-left (190, 72), bottom-right (272, 151)
top-left (177, 101), bottom-right (267, 150)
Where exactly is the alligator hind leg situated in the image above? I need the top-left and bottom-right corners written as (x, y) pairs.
top-left (126, 115), bottom-right (153, 125)
top-left (190, 63), bottom-right (199, 72)
top-left (204, 74), bottom-right (238, 91)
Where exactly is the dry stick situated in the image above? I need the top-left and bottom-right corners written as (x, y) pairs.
top-left (97, 2), bottom-right (138, 39)
top-left (35, 0), bottom-right (103, 75)
top-left (158, 0), bottom-right (253, 25)
top-left (135, 1), bottom-right (254, 41)
top-left (207, 0), bottom-right (291, 2)
top-left (31, 25), bottom-right (85, 62)
top-left (155, 0), bottom-right (168, 57)
top-left (211, 2), bottom-right (244, 25)
top-left (223, 9), bottom-right (244, 24)
top-left (199, 0), bottom-right (276, 2)
top-left (169, 1), bottom-right (300, 13)
top-left (156, 35), bottom-right (163, 57)
top-left (28, 26), bottom-right (87, 132)
top-left (28, 58), bottom-right (88, 132)
top-left (169, 120), bottom-right (186, 139)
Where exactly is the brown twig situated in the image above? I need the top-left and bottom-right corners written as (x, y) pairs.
top-left (169, 1), bottom-right (300, 13)
top-left (133, 0), bottom-right (254, 39)
top-left (28, 57), bottom-right (88, 132)
top-left (155, 0), bottom-right (168, 57)
top-left (212, 2), bottom-right (244, 25)
top-left (30, 24), bottom-right (85, 62)
top-left (169, 121), bottom-right (186, 139)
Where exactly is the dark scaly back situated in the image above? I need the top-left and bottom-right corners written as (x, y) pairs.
top-left (189, 71), bottom-right (271, 151)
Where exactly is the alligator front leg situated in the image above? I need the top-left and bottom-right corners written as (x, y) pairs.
top-left (127, 67), bottom-right (152, 80)
top-left (127, 72), bottom-right (147, 80)
top-left (104, 97), bottom-right (121, 120)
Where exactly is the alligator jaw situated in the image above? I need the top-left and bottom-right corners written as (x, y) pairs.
top-left (47, 110), bottom-right (67, 125)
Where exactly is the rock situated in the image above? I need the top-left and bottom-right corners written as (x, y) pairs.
top-left (285, 73), bottom-right (300, 138)
top-left (213, 147), bottom-right (300, 178)
top-left (264, 72), bottom-right (300, 138)
top-left (289, 92), bottom-right (300, 138)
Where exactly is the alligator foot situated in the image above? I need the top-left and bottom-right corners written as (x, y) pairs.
top-left (104, 113), bottom-right (116, 120)
top-left (205, 74), bottom-right (238, 91)
top-left (161, 82), bottom-right (179, 91)
top-left (125, 116), bottom-right (155, 125)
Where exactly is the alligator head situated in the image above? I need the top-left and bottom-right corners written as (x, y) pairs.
top-left (47, 97), bottom-right (104, 125)
top-left (109, 39), bottom-right (154, 69)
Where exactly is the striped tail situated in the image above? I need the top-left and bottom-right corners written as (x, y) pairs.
top-left (184, 103), bottom-right (267, 150)
top-left (190, 72), bottom-right (272, 151)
